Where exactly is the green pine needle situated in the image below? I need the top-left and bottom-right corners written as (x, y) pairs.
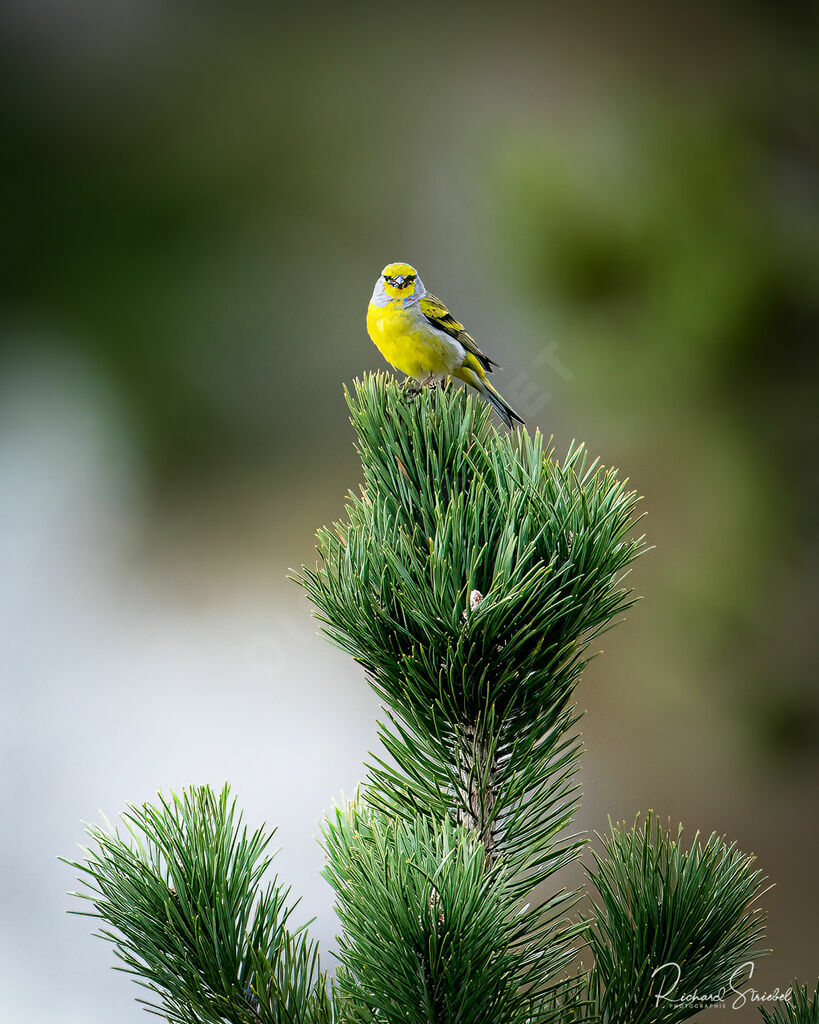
top-left (760, 979), bottom-right (819, 1024)
top-left (322, 801), bottom-right (580, 1024)
top-left (63, 785), bottom-right (332, 1024)
top-left (584, 812), bottom-right (769, 1024)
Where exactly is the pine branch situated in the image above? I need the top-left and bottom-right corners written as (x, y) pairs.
top-left (584, 812), bottom-right (769, 1024)
top-left (760, 980), bottom-right (819, 1024)
top-left (322, 801), bottom-right (581, 1024)
top-left (538, 970), bottom-right (598, 1022)
top-left (64, 785), bottom-right (331, 1024)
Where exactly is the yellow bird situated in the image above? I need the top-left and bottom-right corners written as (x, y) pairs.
top-left (366, 261), bottom-right (524, 428)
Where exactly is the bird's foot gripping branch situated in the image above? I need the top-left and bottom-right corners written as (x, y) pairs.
top-left (67, 373), bottom-right (792, 1024)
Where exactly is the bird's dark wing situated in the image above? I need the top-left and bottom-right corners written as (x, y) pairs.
top-left (419, 293), bottom-right (500, 372)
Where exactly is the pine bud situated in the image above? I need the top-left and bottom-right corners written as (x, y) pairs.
top-left (462, 589), bottom-right (484, 621)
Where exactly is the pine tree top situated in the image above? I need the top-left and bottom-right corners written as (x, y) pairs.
top-left (294, 373), bottom-right (647, 881)
top-left (297, 372), bottom-right (645, 737)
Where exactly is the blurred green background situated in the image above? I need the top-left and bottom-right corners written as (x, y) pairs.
top-left (1, 3), bottom-right (817, 1022)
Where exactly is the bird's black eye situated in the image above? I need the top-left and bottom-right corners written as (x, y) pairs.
top-left (404, 275), bottom-right (416, 283)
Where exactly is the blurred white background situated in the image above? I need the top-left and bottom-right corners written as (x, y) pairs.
top-left (0, 354), bottom-right (379, 1023)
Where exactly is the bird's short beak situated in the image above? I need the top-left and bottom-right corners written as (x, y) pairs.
top-left (393, 275), bottom-right (406, 287)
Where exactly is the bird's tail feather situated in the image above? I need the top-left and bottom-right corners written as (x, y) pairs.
top-left (454, 364), bottom-right (524, 428)
top-left (481, 378), bottom-right (524, 429)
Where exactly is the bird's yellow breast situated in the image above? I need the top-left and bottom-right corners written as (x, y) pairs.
top-left (367, 303), bottom-right (460, 378)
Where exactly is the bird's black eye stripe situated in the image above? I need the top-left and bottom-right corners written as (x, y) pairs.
top-left (383, 273), bottom-right (416, 287)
